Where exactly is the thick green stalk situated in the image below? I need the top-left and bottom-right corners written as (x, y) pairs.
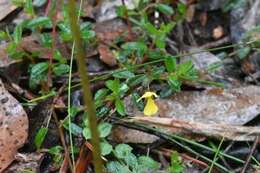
top-left (67, 0), bottom-right (103, 173)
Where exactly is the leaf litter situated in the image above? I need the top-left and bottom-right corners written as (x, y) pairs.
top-left (0, 79), bottom-right (28, 172)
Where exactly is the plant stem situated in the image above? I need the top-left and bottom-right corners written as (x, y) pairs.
top-left (67, 0), bottom-right (103, 173)
top-left (67, 0), bottom-right (83, 170)
top-left (208, 137), bottom-right (225, 173)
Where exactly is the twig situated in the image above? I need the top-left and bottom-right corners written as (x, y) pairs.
top-left (59, 151), bottom-right (70, 173)
top-left (199, 36), bottom-right (230, 49)
top-left (51, 85), bottom-right (74, 172)
top-left (240, 136), bottom-right (259, 173)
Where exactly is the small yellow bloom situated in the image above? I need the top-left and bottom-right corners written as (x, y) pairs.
top-left (138, 91), bottom-right (158, 116)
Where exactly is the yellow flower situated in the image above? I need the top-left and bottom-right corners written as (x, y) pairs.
top-left (138, 91), bottom-right (159, 116)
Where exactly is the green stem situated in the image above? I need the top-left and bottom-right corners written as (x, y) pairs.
top-left (67, 1), bottom-right (103, 173)
top-left (67, 0), bottom-right (83, 170)
top-left (208, 137), bottom-right (225, 173)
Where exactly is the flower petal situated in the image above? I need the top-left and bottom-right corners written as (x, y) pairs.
top-left (143, 98), bottom-right (158, 116)
top-left (138, 91), bottom-right (158, 102)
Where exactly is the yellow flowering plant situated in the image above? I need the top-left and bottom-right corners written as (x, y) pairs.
top-left (138, 91), bottom-right (159, 116)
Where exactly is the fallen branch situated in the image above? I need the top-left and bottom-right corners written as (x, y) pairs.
top-left (131, 117), bottom-right (260, 141)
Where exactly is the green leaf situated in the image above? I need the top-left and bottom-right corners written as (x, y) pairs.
top-left (54, 50), bottom-right (66, 63)
top-left (48, 145), bottom-right (63, 155)
top-left (69, 106), bottom-right (79, 117)
top-left (165, 56), bottom-right (176, 72)
top-left (98, 122), bottom-right (112, 138)
top-left (13, 24), bottom-right (23, 44)
top-left (169, 151), bottom-right (184, 173)
top-left (33, 0), bottom-right (47, 7)
top-left (96, 106), bottom-right (110, 117)
top-left (127, 75), bottom-right (147, 87)
top-left (83, 128), bottom-right (91, 140)
top-left (94, 88), bottom-right (109, 108)
top-left (152, 66), bottom-right (165, 79)
top-left (160, 22), bottom-right (176, 34)
top-left (63, 120), bottom-right (82, 136)
top-left (177, 3), bottom-right (186, 14)
top-left (138, 156), bottom-right (160, 172)
top-left (116, 5), bottom-right (127, 17)
top-left (168, 75), bottom-right (181, 92)
top-left (0, 30), bottom-right (8, 40)
top-left (160, 85), bottom-right (173, 98)
top-left (26, 16), bottom-right (52, 29)
top-left (143, 22), bottom-right (158, 35)
top-left (40, 33), bottom-right (52, 47)
top-left (81, 29), bottom-right (95, 40)
top-left (105, 79), bottom-right (120, 94)
top-left (222, 0), bottom-right (245, 12)
top-left (53, 64), bottom-right (70, 76)
top-left (119, 83), bottom-right (129, 95)
top-left (95, 88), bottom-right (109, 100)
top-left (29, 62), bottom-right (49, 89)
top-left (100, 142), bottom-right (113, 156)
top-left (11, 0), bottom-right (25, 6)
top-left (125, 153), bottom-right (138, 170)
top-left (113, 70), bottom-right (135, 79)
top-left (155, 35), bottom-right (166, 49)
top-left (177, 60), bottom-right (193, 75)
top-left (115, 98), bottom-right (125, 116)
top-left (122, 41), bottom-right (148, 57)
top-left (25, 0), bottom-right (34, 15)
top-left (131, 92), bottom-right (144, 110)
top-left (157, 4), bottom-right (174, 15)
top-left (237, 46), bottom-right (250, 59)
top-left (114, 144), bottom-right (133, 159)
top-left (83, 123), bottom-right (112, 139)
top-left (106, 161), bottom-right (130, 173)
top-left (34, 127), bottom-right (48, 149)
top-left (147, 50), bottom-right (164, 59)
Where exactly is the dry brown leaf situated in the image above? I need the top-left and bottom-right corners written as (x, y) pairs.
top-left (0, 79), bottom-right (28, 172)
top-left (0, 43), bottom-right (21, 68)
top-left (94, 19), bottom-right (128, 66)
top-left (111, 126), bottom-right (159, 143)
top-left (0, 0), bottom-right (17, 21)
top-left (98, 44), bottom-right (117, 67)
top-left (0, 36), bottom-right (53, 68)
top-left (4, 152), bottom-right (44, 173)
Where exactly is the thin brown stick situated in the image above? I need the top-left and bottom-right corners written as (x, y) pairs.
top-left (199, 36), bottom-right (230, 49)
top-left (51, 86), bottom-right (74, 172)
top-left (240, 136), bottom-right (259, 173)
top-left (53, 110), bottom-right (74, 172)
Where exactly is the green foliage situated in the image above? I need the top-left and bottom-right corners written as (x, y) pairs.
top-left (105, 79), bottom-right (129, 115)
top-left (83, 122), bottom-right (113, 156)
top-left (156, 4), bottom-right (174, 15)
top-left (106, 144), bottom-right (160, 173)
top-left (34, 127), bottom-right (48, 149)
top-left (29, 62), bottom-right (49, 89)
top-left (48, 146), bottom-right (63, 166)
top-left (168, 151), bottom-right (184, 173)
